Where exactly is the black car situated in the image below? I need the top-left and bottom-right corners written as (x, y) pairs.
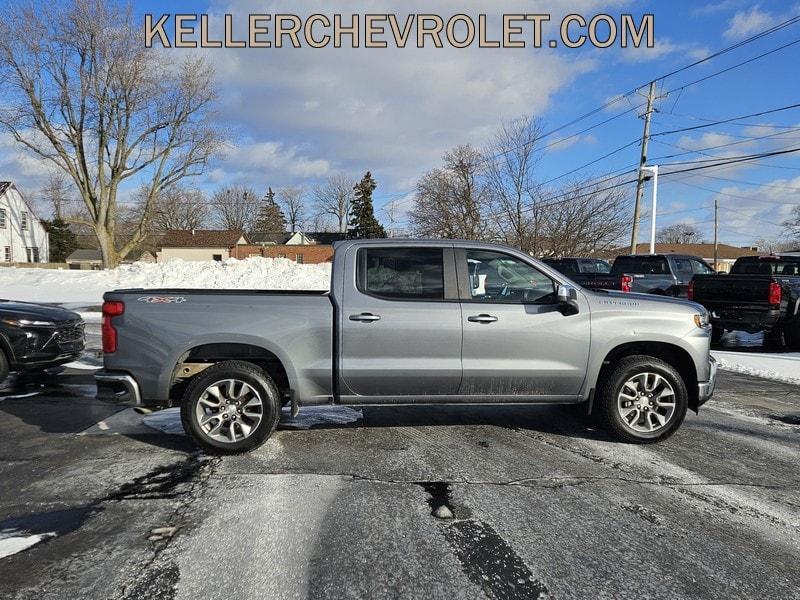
top-left (0, 300), bottom-right (85, 383)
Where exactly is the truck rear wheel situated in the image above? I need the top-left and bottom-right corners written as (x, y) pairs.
top-left (180, 360), bottom-right (281, 454)
top-left (785, 322), bottom-right (800, 350)
top-left (597, 356), bottom-right (688, 444)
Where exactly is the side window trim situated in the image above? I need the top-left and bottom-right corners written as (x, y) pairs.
top-left (355, 246), bottom-right (459, 303)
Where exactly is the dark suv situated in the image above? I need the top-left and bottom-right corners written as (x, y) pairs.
top-left (0, 300), bottom-right (85, 383)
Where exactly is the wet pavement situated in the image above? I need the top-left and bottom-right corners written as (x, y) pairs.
top-left (0, 312), bottom-right (798, 598)
top-left (0, 359), bottom-right (798, 599)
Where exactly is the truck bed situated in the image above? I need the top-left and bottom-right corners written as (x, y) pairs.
top-left (102, 288), bottom-right (334, 403)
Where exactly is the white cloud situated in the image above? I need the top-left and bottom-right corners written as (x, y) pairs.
top-left (724, 6), bottom-right (780, 40)
top-left (619, 38), bottom-right (709, 63)
top-left (184, 0), bottom-right (614, 191)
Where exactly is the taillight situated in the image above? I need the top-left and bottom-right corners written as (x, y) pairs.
top-left (102, 301), bottom-right (124, 353)
top-left (687, 280), bottom-right (694, 301)
top-left (769, 282), bottom-right (782, 306)
top-left (621, 275), bottom-right (633, 293)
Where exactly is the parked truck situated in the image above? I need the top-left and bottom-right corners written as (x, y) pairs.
top-left (563, 253), bottom-right (716, 297)
top-left (541, 257), bottom-right (617, 290)
top-left (689, 254), bottom-right (800, 347)
top-left (96, 240), bottom-right (716, 453)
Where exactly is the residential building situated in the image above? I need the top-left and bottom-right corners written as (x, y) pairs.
top-left (231, 244), bottom-right (334, 264)
top-left (0, 182), bottom-right (50, 264)
top-left (66, 249), bottom-right (157, 269)
top-left (621, 243), bottom-right (761, 273)
top-left (156, 230), bottom-right (248, 262)
top-left (249, 231), bottom-right (347, 246)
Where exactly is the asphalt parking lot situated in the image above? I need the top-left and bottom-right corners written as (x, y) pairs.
top-left (0, 359), bottom-right (798, 600)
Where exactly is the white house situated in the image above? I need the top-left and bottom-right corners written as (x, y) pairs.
top-left (0, 182), bottom-right (49, 264)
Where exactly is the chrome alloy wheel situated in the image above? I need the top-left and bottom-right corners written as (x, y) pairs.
top-left (194, 379), bottom-right (264, 443)
top-left (616, 372), bottom-right (676, 434)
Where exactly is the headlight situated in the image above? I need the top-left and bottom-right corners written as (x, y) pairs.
top-left (693, 312), bottom-right (709, 329)
top-left (0, 317), bottom-right (57, 327)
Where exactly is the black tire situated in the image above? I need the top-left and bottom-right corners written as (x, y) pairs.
top-left (597, 355), bottom-right (688, 444)
top-left (785, 322), bottom-right (800, 350)
top-left (764, 327), bottom-right (785, 348)
top-left (0, 350), bottom-right (8, 384)
top-left (710, 325), bottom-right (724, 344)
top-left (180, 360), bottom-right (281, 454)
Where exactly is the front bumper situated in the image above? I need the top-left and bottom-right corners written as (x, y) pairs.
top-left (697, 355), bottom-right (717, 407)
top-left (95, 370), bottom-right (142, 405)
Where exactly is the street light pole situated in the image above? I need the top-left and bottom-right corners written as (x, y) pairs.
top-left (641, 165), bottom-right (659, 255)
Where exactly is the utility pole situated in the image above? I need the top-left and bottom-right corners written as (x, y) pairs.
top-left (713, 198), bottom-right (719, 271)
top-left (630, 81), bottom-right (657, 254)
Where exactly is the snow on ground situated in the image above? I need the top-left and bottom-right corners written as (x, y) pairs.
top-left (0, 257), bottom-right (331, 304)
top-left (0, 531), bottom-right (56, 559)
top-left (712, 350), bottom-right (800, 385)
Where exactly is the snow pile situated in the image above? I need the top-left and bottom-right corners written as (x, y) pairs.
top-left (713, 350), bottom-right (800, 385)
top-left (0, 257), bottom-right (331, 304)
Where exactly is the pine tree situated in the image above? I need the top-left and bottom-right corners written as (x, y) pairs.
top-left (252, 187), bottom-right (287, 233)
top-left (43, 217), bottom-right (78, 262)
top-left (348, 172), bottom-right (386, 239)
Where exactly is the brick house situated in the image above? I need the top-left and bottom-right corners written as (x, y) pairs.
top-left (231, 244), bottom-right (334, 264)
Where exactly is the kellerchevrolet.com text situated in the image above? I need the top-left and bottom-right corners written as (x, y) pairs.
top-left (144, 13), bottom-right (655, 50)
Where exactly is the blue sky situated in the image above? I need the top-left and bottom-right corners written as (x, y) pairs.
top-left (2, 0), bottom-right (799, 245)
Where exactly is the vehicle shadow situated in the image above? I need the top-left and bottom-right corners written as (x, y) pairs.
top-left (346, 403), bottom-right (614, 443)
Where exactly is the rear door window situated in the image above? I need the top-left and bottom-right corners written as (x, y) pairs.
top-left (359, 247), bottom-right (445, 300)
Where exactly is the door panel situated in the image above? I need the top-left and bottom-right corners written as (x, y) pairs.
top-left (458, 248), bottom-right (590, 397)
top-left (339, 245), bottom-right (462, 397)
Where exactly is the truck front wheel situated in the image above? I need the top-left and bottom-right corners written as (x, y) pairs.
top-left (597, 356), bottom-right (688, 443)
top-left (180, 360), bottom-right (281, 454)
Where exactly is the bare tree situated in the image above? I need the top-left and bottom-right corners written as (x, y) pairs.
top-left (409, 145), bottom-right (492, 240)
top-left (146, 186), bottom-right (209, 232)
top-left (538, 179), bottom-right (630, 257)
top-left (211, 185), bottom-right (259, 231)
top-left (313, 175), bottom-right (354, 233)
top-left (656, 222), bottom-right (706, 244)
top-left (484, 116), bottom-right (545, 252)
top-left (278, 187), bottom-right (306, 232)
top-left (783, 205), bottom-right (800, 242)
top-left (0, 0), bottom-right (221, 267)
top-left (38, 172), bottom-right (73, 219)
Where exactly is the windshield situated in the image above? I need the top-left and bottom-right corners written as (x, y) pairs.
top-left (613, 256), bottom-right (668, 275)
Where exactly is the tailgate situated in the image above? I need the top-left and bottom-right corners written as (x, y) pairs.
top-left (692, 275), bottom-right (774, 306)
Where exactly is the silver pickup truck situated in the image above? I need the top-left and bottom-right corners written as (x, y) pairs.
top-left (96, 239), bottom-right (716, 453)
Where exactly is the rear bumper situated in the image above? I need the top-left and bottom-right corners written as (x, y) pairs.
top-left (709, 308), bottom-right (782, 331)
top-left (697, 356), bottom-right (717, 407)
top-left (95, 370), bottom-right (142, 405)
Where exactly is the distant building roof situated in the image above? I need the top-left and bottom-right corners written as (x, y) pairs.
top-left (159, 230), bottom-right (247, 248)
top-left (610, 243), bottom-right (760, 261)
top-left (249, 232), bottom-right (292, 245)
top-left (306, 231), bottom-right (347, 244)
top-left (67, 249), bottom-right (103, 262)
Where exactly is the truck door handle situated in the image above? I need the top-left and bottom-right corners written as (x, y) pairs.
top-left (468, 314), bottom-right (498, 323)
top-left (349, 313), bottom-right (381, 322)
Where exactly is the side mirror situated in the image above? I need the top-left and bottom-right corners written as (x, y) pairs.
top-left (557, 284), bottom-right (580, 315)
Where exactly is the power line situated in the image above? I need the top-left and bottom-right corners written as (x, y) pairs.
top-left (673, 180), bottom-right (800, 205)
top-left (650, 103), bottom-right (800, 137)
top-left (663, 36), bottom-right (800, 96)
top-left (650, 128), bottom-right (800, 161)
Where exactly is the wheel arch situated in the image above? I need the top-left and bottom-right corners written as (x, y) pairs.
top-left (168, 342), bottom-right (291, 403)
top-left (596, 341), bottom-right (699, 412)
